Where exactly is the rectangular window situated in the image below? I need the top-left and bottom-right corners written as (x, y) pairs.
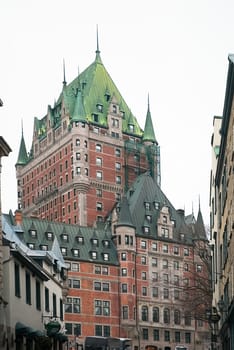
top-left (25, 271), bottom-right (31, 305)
top-left (175, 331), bottom-right (181, 342)
top-left (95, 300), bottom-right (110, 316)
top-left (45, 287), bottom-right (49, 312)
top-left (152, 287), bottom-right (158, 297)
top-left (122, 306), bottom-right (128, 319)
top-left (185, 332), bottom-right (191, 343)
top-left (153, 329), bottom-right (159, 341)
top-left (36, 280), bottom-right (41, 310)
top-left (164, 330), bottom-right (170, 341)
top-left (15, 263), bottom-right (20, 297)
top-left (53, 293), bottom-right (57, 317)
top-left (142, 328), bottom-right (148, 340)
top-left (60, 298), bottom-right (63, 321)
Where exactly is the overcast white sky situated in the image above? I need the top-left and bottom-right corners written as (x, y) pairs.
top-left (1, 0), bottom-right (234, 226)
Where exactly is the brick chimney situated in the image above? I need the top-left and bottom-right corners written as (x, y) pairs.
top-left (15, 210), bottom-right (23, 225)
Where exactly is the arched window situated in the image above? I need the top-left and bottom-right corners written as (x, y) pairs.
top-left (163, 308), bottom-right (170, 324)
top-left (152, 307), bottom-right (159, 322)
top-left (174, 309), bottom-right (181, 325)
top-left (142, 305), bottom-right (148, 321)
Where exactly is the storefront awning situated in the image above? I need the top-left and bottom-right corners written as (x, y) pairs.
top-left (15, 322), bottom-right (44, 338)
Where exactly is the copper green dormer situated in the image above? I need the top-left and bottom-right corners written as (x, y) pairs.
top-left (16, 126), bottom-right (28, 166)
top-left (142, 95), bottom-right (157, 144)
top-left (72, 88), bottom-right (86, 123)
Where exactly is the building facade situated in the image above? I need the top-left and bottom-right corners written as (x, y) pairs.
top-left (15, 42), bottom-right (160, 227)
top-left (210, 54), bottom-right (234, 350)
top-left (4, 172), bottom-right (211, 350)
top-left (9, 38), bottom-right (212, 350)
top-left (2, 211), bottom-right (68, 350)
top-left (0, 131), bottom-right (12, 348)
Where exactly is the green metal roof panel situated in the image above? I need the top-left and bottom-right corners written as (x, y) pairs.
top-left (125, 172), bottom-right (194, 243)
top-left (16, 132), bottom-right (28, 165)
top-left (6, 216), bottom-right (119, 265)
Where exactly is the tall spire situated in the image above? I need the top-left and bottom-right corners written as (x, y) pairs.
top-left (142, 94), bottom-right (157, 144)
top-left (62, 59), bottom-right (67, 86)
top-left (16, 120), bottom-right (28, 166)
top-left (95, 25), bottom-right (102, 64)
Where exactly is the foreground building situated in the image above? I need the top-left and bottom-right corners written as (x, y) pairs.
top-left (4, 172), bottom-right (211, 350)
top-left (210, 54), bottom-right (234, 350)
top-left (2, 211), bottom-right (69, 350)
top-left (0, 135), bottom-right (12, 349)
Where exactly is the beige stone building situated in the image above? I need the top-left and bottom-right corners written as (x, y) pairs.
top-left (210, 54), bottom-right (234, 350)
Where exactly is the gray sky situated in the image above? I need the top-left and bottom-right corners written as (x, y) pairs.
top-left (1, 0), bottom-right (234, 225)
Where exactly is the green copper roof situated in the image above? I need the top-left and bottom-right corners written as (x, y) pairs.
top-left (142, 96), bottom-right (157, 144)
top-left (58, 50), bottom-right (143, 136)
top-left (16, 130), bottom-right (28, 165)
top-left (72, 88), bottom-right (86, 123)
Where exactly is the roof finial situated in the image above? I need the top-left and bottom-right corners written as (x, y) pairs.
top-left (96, 24), bottom-right (100, 54)
top-left (63, 59), bottom-right (67, 86)
top-left (148, 93), bottom-right (150, 111)
top-left (95, 25), bottom-right (102, 64)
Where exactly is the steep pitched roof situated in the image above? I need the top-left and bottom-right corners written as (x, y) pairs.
top-left (16, 129), bottom-right (28, 165)
top-left (57, 48), bottom-right (143, 136)
top-left (142, 96), bottom-right (157, 144)
top-left (116, 195), bottom-right (135, 228)
top-left (126, 172), bottom-right (194, 242)
top-left (2, 213), bottom-right (118, 265)
top-left (194, 204), bottom-right (207, 240)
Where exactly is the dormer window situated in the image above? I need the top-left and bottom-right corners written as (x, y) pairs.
top-left (40, 244), bottom-right (48, 251)
top-left (146, 215), bottom-right (152, 222)
top-left (102, 240), bottom-right (110, 248)
top-left (46, 232), bottom-right (53, 240)
top-left (163, 216), bottom-right (167, 223)
top-left (72, 249), bottom-right (79, 257)
top-left (129, 124), bottom-right (134, 133)
top-left (105, 92), bottom-right (110, 101)
top-left (61, 234), bottom-right (69, 242)
top-left (112, 105), bottom-right (117, 114)
top-left (91, 238), bottom-right (99, 246)
top-left (92, 113), bottom-right (99, 123)
top-left (143, 226), bottom-right (150, 234)
top-left (28, 243), bottom-right (35, 249)
top-left (61, 247), bottom-right (67, 256)
top-left (90, 251), bottom-right (97, 260)
top-left (154, 202), bottom-right (160, 210)
top-left (96, 104), bottom-right (103, 113)
top-left (30, 229), bottom-right (37, 238)
top-left (120, 110), bottom-right (125, 118)
top-left (103, 253), bottom-right (109, 261)
top-left (76, 236), bottom-right (84, 244)
top-left (145, 202), bottom-right (151, 210)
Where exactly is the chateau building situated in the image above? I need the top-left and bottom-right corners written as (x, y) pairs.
top-left (10, 37), bottom-right (212, 350)
top-left (210, 54), bottom-right (234, 350)
top-left (16, 39), bottom-right (160, 227)
top-left (4, 172), bottom-right (210, 350)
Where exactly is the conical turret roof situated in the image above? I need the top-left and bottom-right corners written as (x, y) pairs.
top-left (16, 127), bottom-right (28, 166)
top-left (142, 95), bottom-right (157, 144)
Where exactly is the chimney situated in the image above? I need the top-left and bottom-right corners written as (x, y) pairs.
top-left (15, 210), bottom-right (23, 225)
top-left (177, 209), bottom-right (185, 217)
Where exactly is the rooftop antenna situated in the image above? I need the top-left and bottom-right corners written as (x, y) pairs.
top-left (96, 24), bottom-right (100, 54)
